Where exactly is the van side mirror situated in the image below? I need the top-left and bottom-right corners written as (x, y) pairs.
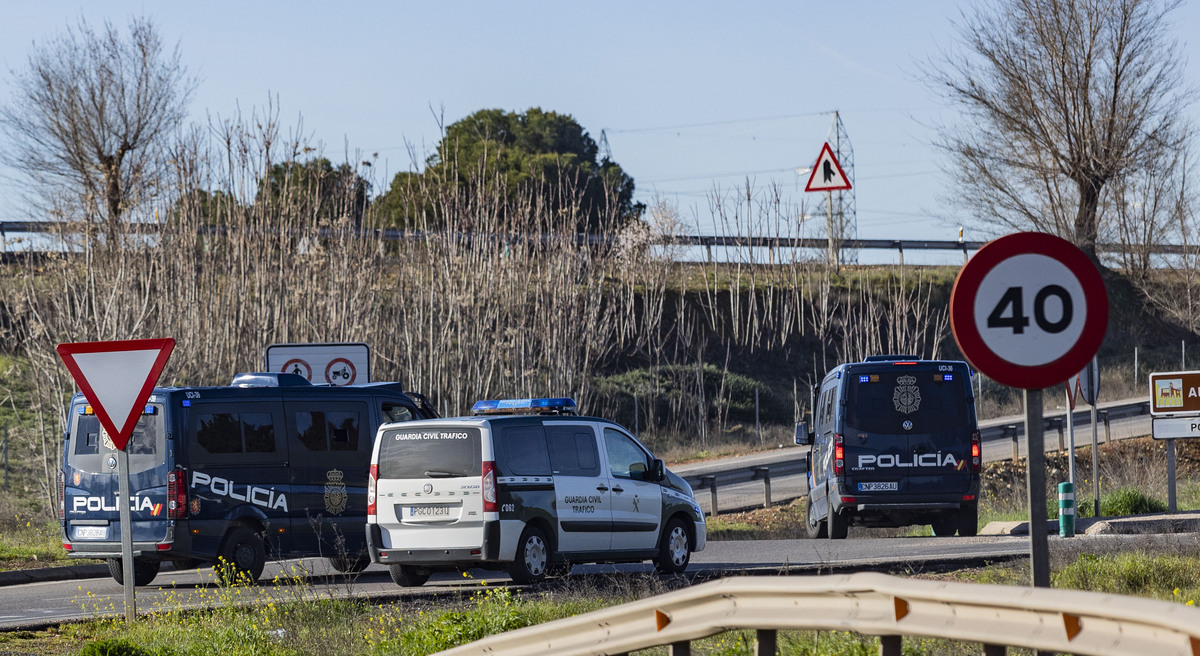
top-left (794, 421), bottom-right (813, 446)
top-left (652, 458), bottom-right (666, 481)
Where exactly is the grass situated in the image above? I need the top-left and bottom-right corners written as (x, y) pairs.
top-left (0, 507), bottom-right (77, 570)
top-left (2, 548), bottom-right (1199, 656)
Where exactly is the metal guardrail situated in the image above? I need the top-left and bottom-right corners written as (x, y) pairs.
top-left (435, 572), bottom-right (1200, 656)
top-left (5, 220), bottom-right (1200, 255)
top-left (679, 398), bottom-right (1150, 514)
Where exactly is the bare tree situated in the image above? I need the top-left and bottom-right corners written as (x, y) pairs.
top-left (0, 16), bottom-right (194, 244)
top-left (925, 0), bottom-right (1193, 261)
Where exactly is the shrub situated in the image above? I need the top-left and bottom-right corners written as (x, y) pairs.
top-left (1101, 487), bottom-right (1167, 516)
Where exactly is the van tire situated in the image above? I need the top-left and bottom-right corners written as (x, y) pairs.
top-left (328, 554), bottom-right (371, 574)
top-left (388, 564), bottom-right (431, 587)
top-left (215, 526), bottom-right (266, 584)
top-left (509, 525), bottom-right (550, 584)
top-left (654, 518), bottom-right (693, 574)
top-left (827, 505), bottom-right (848, 540)
top-left (804, 495), bottom-right (827, 539)
top-left (107, 557), bottom-right (160, 587)
top-left (956, 503), bottom-right (979, 537)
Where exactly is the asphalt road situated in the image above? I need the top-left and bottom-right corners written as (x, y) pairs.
top-left (0, 534), bottom-right (1032, 630)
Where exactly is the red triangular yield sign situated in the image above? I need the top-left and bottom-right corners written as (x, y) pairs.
top-left (56, 339), bottom-right (174, 451)
top-left (805, 142), bottom-right (852, 192)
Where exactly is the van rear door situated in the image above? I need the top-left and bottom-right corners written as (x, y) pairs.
top-left (374, 424), bottom-right (485, 550)
top-left (842, 365), bottom-right (974, 495)
top-left (63, 401), bottom-right (169, 545)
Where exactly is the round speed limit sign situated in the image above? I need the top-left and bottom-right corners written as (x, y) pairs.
top-left (950, 232), bottom-right (1108, 389)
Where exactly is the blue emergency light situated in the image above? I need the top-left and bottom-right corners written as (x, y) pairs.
top-left (471, 397), bottom-right (578, 415)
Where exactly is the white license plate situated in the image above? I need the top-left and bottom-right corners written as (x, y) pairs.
top-left (74, 525), bottom-right (107, 539)
top-left (858, 482), bottom-right (898, 492)
top-left (406, 505), bottom-right (452, 518)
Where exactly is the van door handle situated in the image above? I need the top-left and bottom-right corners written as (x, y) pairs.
top-left (596, 485), bottom-right (609, 492)
top-left (611, 486), bottom-right (624, 494)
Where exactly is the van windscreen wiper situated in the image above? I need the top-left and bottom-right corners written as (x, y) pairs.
top-left (423, 470), bottom-right (461, 478)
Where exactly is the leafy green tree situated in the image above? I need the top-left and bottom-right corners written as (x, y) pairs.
top-left (257, 158), bottom-right (371, 227)
top-left (377, 108), bottom-right (641, 233)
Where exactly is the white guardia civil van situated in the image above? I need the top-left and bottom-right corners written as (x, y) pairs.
top-left (365, 398), bottom-right (706, 585)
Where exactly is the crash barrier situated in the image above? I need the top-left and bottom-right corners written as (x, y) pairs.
top-left (434, 572), bottom-right (1200, 656)
top-left (686, 458), bottom-right (804, 516)
top-left (684, 398), bottom-right (1149, 515)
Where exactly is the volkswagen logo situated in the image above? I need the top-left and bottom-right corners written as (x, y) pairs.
top-left (902, 420), bottom-right (913, 431)
top-left (107, 456), bottom-right (118, 470)
top-left (423, 483), bottom-right (433, 494)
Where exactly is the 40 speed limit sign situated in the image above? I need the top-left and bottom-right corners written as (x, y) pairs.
top-left (950, 232), bottom-right (1108, 389)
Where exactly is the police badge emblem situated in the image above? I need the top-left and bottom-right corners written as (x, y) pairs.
top-left (324, 469), bottom-right (347, 515)
top-left (893, 375), bottom-right (921, 414)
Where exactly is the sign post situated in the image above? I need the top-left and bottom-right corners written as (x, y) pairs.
top-left (803, 142), bottom-right (852, 267)
top-left (56, 339), bottom-right (175, 623)
top-left (1149, 370), bottom-right (1200, 514)
top-left (951, 232), bottom-right (1108, 589)
top-left (1079, 357), bottom-right (1101, 517)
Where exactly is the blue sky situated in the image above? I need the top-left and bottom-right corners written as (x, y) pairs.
top-left (3, 2), bottom-right (1199, 264)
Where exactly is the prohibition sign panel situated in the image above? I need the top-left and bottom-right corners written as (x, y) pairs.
top-left (950, 232), bottom-right (1108, 389)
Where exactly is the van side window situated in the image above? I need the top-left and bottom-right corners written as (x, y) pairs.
top-left (497, 425), bottom-right (550, 476)
top-left (603, 428), bottom-right (651, 480)
top-left (294, 408), bottom-right (363, 452)
top-left (546, 426), bottom-right (600, 476)
top-left (194, 407), bottom-right (278, 455)
top-left (381, 403), bottom-right (413, 423)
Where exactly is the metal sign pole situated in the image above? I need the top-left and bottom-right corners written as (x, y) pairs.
top-left (1065, 389), bottom-right (1076, 488)
top-left (1166, 439), bottom-right (1177, 513)
top-left (1025, 388), bottom-right (1050, 588)
top-left (117, 448), bottom-right (136, 623)
top-left (1090, 402), bottom-right (1100, 517)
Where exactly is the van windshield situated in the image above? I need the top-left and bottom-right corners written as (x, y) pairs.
top-left (844, 369), bottom-right (970, 435)
top-left (378, 427), bottom-right (482, 479)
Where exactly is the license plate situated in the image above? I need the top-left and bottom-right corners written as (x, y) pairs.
top-left (407, 505), bottom-right (452, 518)
top-left (858, 482), bottom-right (898, 492)
top-left (74, 525), bottom-right (107, 539)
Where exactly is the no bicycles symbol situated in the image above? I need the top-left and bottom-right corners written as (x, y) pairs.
top-left (325, 358), bottom-right (356, 385)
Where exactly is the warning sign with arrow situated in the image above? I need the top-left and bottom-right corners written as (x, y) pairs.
top-left (804, 142), bottom-right (852, 192)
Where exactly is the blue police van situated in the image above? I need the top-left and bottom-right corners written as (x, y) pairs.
top-left (59, 372), bottom-right (435, 586)
top-left (800, 356), bottom-right (981, 539)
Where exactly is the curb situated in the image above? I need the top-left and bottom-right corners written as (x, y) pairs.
top-left (980, 513), bottom-right (1200, 536)
top-left (0, 563), bottom-right (109, 587)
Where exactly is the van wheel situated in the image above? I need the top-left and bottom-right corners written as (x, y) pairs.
top-left (107, 557), bottom-right (160, 587)
top-left (931, 514), bottom-right (957, 537)
top-left (328, 554), bottom-right (371, 574)
top-left (956, 504), bottom-right (979, 537)
top-left (804, 495), bottom-right (827, 539)
top-left (654, 518), bottom-right (693, 574)
top-left (508, 526), bottom-right (550, 584)
top-left (215, 526), bottom-right (266, 585)
top-left (388, 564), bottom-right (431, 587)
top-left (827, 506), bottom-right (848, 540)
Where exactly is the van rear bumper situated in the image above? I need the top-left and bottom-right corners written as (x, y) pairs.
top-left (367, 520), bottom-right (501, 564)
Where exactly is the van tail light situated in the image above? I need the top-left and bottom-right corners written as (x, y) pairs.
top-left (833, 434), bottom-right (845, 478)
top-left (482, 460), bottom-right (497, 513)
top-left (970, 431), bottom-right (982, 474)
top-left (166, 467), bottom-right (188, 519)
top-left (367, 464), bottom-right (378, 517)
top-left (58, 470), bottom-right (65, 520)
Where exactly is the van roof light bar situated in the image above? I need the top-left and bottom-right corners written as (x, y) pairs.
top-left (471, 398), bottom-right (578, 416)
top-left (863, 355), bottom-right (920, 362)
